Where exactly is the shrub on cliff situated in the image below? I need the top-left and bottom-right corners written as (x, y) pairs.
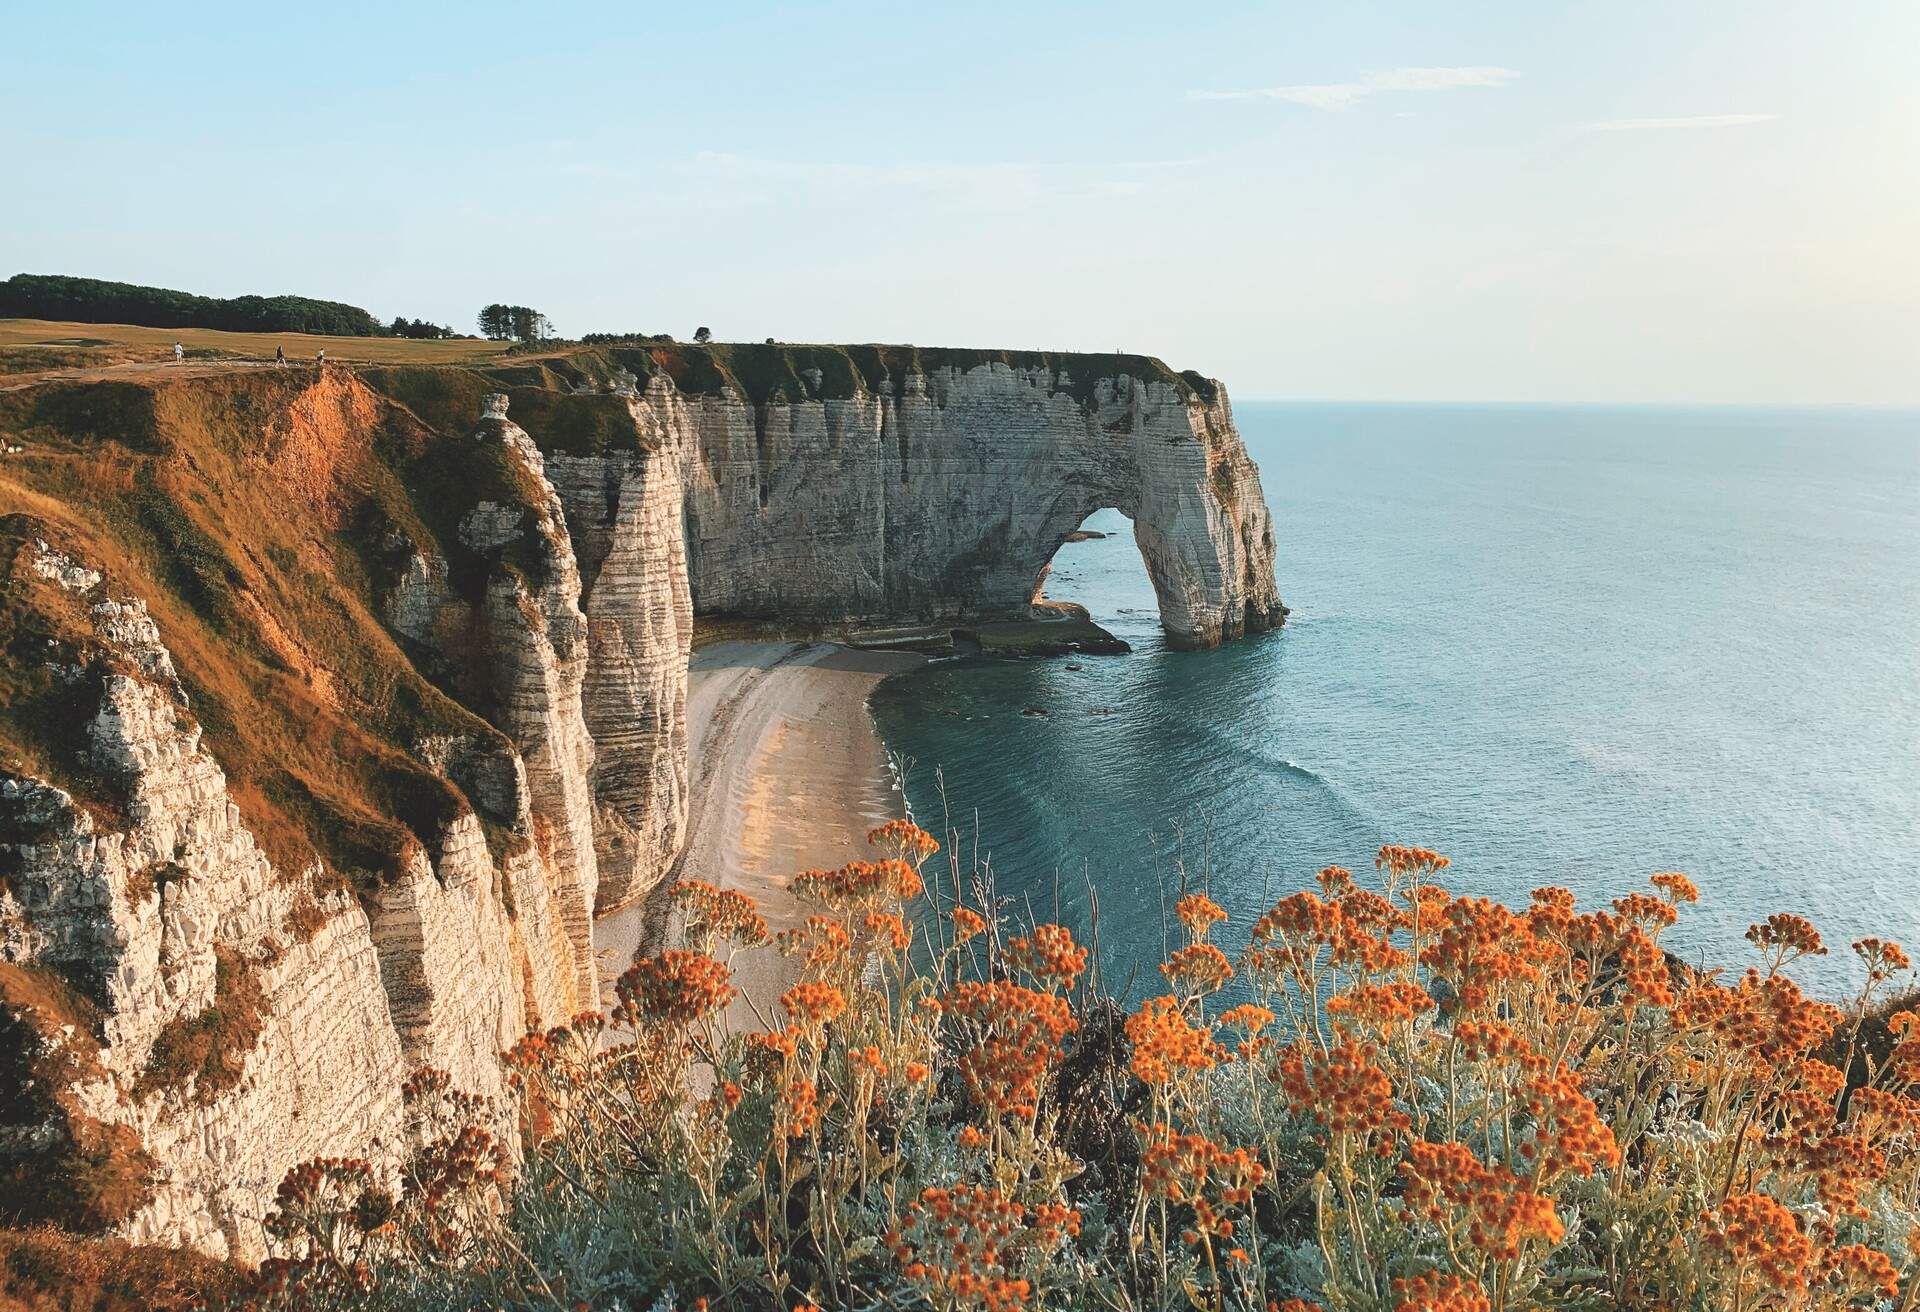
top-left (241, 829), bottom-right (1920, 1311)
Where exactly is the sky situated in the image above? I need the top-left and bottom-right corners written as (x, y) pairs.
top-left (4, 1), bottom-right (1918, 404)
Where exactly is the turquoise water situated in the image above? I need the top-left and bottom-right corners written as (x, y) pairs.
top-left (870, 402), bottom-right (1920, 997)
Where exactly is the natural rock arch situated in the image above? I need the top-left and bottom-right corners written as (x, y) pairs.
top-left (674, 362), bottom-right (1285, 648)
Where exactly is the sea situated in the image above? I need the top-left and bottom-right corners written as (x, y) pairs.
top-left (869, 402), bottom-right (1920, 998)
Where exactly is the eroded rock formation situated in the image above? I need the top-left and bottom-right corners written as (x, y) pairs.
top-left (671, 363), bottom-right (1283, 649)
top-left (0, 347), bottom-right (1282, 1256)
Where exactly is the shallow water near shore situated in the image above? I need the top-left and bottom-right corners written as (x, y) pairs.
top-left (869, 401), bottom-right (1920, 996)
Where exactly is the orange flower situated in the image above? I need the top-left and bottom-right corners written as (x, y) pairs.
top-left (1007, 923), bottom-right (1089, 993)
top-left (1277, 1040), bottom-right (1410, 1146)
top-left (1316, 865), bottom-right (1356, 896)
top-left (1400, 1140), bottom-right (1564, 1260)
top-left (1650, 871), bottom-right (1700, 903)
top-left (779, 1078), bottom-right (820, 1138)
top-left (892, 1185), bottom-right (1078, 1312)
top-left (944, 981), bottom-right (1078, 1119)
top-left (864, 910), bottom-right (913, 952)
top-left (1161, 943), bottom-right (1235, 997)
top-left (1217, 1003), bottom-right (1275, 1035)
top-left (952, 905), bottom-right (988, 945)
top-left (794, 858), bottom-right (924, 910)
top-left (670, 879), bottom-right (770, 947)
top-left (613, 950), bottom-right (736, 1027)
top-left (1175, 892), bottom-right (1229, 941)
top-left (1326, 981), bottom-right (1433, 1034)
top-left (1126, 996), bottom-right (1223, 1085)
top-left (1820, 1244), bottom-right (1899, 1302)
top-left (1518, 1071), bottom-right (1620, 1181)
top-left (867, 818), bottom-right (941, 863)
top-left (1746, 913), bottom-right (1827, 968)
top-left (1376, 845), bottom-right (1451, 878)
top-left (1702, 1193), bottom-right (1814, 1297)
top-left (1390, 1270), bottom-right (1490, 1312)
top-left (1138, 1121), bottom-right (1265, 1243)
top-left (776, 915), bottom-right (854, 969)
top-left (780, 980), bottom-right (847, 1029)
top-left (1853, 936), bottom-right (1912, 980)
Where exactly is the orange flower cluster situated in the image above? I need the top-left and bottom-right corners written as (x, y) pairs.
top-left (863, 910), bottom-right (913, 951)
top-left (1702, 1193), bottom-right (1815, 1297)
top-left (744, 1028), bottom-right (797, 1073)
top-left (670, 879), bottom-right (769, 947)
top-left (1674, 969), bottom-right (1843, 1071)
top-left (1449, 1018), bottom-right (1538, 1067)
top-left (1615, 926), bottom-right (1675, 1009)
top-left (1125, 995), bottom-right (1223, 1085)
top-left (776, 915), bottom-right (853, 969)
top-left (1746, 913), bottom-right (1828, 968)
top-left (1006, 923), bottom-right (1089, 993)
top-left (779, 1077), bottom-right (820, 1139)
top-left (952, 905), bottom-right (988, 944)
top-left (1419, 897), bottom-right (1550, 1012)
top-left (888, 1185), bottom-right (1079, 1312)
top-left (1161, 943), bottom-right (1235, 997)
top-left (867, 818), bottom-right (941, 862)
top-left (1854, 936), bottom-right (1913, 981)
top-left (1820, 1243), bottom-right (1900, 1302)
top-left (1611, 891), bottom-right (1680, 932)
top-left (780, 980), bottom-right (847, 1030)
top-left (1217, 1003), bottom-right (1274, 1034)
top-left (1400, 1140), bottom-right (1565, 1260)
top-left (1175, 892), bottom-right (1229, 940)
top-left (1276, 1039), bottom-right (1410, 1145)
top-left (1376, 844), bottom-right (1451, 878)
top-left (793, 858), bottom-right (924, 910)
top-left (1326, 980), bottom-right (1434, 1034)
top-left (1138, 1121), bottom-right (1266, 1240)
top-left (1650, 870), bottom-right (1700, 903)
top-left (1389, 1270), bottom-right (1490, 1312)
top-left (613, 950), bottom-right (736, 1027)
top-left (1517, 1071), bottom-right (1620, 1181)
top-left (944, 980), bottom-right (1078, 1118)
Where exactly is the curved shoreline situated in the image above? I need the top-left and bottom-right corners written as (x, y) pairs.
top-left (592, 640), bottom-right (926, 1015)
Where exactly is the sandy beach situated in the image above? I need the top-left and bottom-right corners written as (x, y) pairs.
top-left (593, 640), bottom-right (926, 1017)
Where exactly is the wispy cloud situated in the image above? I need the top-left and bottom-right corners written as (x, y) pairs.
top-left (1189, 66), bottom-right (1520, 111)
top-left (1583, 113), bottom-right (1779, 132)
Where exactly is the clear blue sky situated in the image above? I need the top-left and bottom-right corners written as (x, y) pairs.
top-left (5, 1), bottom-right (1916, 403)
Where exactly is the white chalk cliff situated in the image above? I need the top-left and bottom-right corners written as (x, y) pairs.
top-left (0, 350), bottom-right (1282, 1257)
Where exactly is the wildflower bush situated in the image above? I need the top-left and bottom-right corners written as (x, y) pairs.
top-left (244, 830), bottom-right (1920, 1311)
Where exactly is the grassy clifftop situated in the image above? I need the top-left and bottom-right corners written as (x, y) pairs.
top-left (0, 368), bottom-right (548, 894)
top-left (2, 319), bottom-right (1221, 405)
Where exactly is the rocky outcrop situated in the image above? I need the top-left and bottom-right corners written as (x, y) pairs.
top-left (664, 362), bottom-right (1283, 649)
top-left (0, 348), bottom-right (1283, 1257)
top-left (545, 396), bottom-right (692, 916)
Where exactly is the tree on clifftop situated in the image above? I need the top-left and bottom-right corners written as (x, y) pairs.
top-left (477, 304), bottom-right (513, 340)
top-left (509, 306), bottom-right (552, 343)
top-left (477, 304), bottom-right (552, 342)
top-left (693, 325), bottom-right (712, 343)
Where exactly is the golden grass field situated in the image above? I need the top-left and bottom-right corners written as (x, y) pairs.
top-left (0, 317), bottom-right (517, 384)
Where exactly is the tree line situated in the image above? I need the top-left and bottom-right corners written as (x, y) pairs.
top-left (0, 273), bottom-right (467, 339)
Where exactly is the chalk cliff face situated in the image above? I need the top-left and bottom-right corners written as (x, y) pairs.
top-left (0, 347), bottom-right (1282, 1257)
top-left (667, 363), bottom-right (1283, 649)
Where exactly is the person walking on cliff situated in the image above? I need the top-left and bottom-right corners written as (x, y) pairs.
top-left (274, 345), bottom-right (286, 368)
top-left (172, 341), bottom-right (184, 364)
top-left (316, 348), bottom-right (326, 368)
